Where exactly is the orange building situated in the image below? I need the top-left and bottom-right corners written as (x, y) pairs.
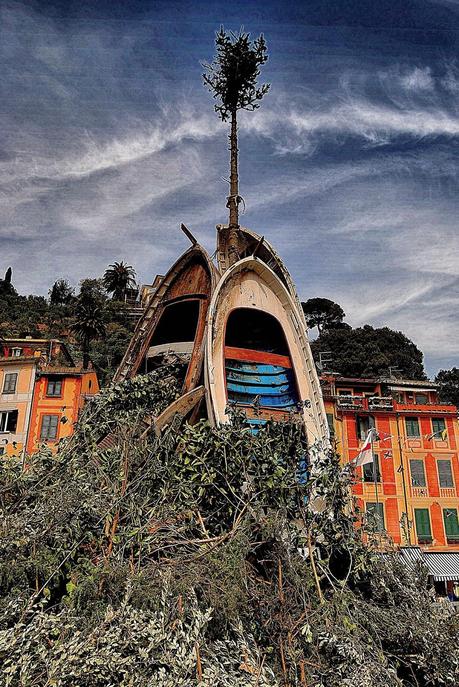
top-left (322, 375), bottom-right (459, 554)
top-left (26, 366), bottom-right (99, 454)
top-left (0, 338), bottom-right (99, 458)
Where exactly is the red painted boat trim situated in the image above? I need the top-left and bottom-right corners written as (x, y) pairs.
top-left (224, 346), bottom-right (293, 369)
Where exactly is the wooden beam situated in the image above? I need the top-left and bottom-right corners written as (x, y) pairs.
top-left (181, 223), bottom-right (198, 246)
top-left (140, 385), bottom-right (206, 439)
top-left (252, 235), bottom-right (265, 258)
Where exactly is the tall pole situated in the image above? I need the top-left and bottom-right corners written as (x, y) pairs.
top-left (395, 413), bottom-right (412, 546)
top-left (226, 109), bottom-right (240, 266)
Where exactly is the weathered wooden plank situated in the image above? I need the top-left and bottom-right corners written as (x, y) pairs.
top-left (149, 385), bottom-right (206, 436)
top-left (224, 346), bottom-right (292, 368)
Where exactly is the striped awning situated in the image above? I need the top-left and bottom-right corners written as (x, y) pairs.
top-left (399, 547), bottom-right (425, 568)
top-left (423, 552), bottom-right (459, 581)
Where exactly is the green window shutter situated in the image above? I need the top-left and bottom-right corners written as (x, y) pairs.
top-left (366, 502), bottom-right (385, 532)
top-left (432, 418), bottom-right (446, 436)
top-left (437, 460), bottom-right (454, 488)
top-left (326, 413), bottom-right (335, 438)
top-left (443, 509), bottom-right (459, 541)
top-left (409, 460), bottom-right (426, 487)
top-left (414, 509), bottom-right (431, 540)
top-left (405, 417), bottom-right (420, 437)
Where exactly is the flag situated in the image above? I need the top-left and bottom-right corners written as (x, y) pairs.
top-left (441, 428), bottom-right (448, 441)
top-left (353, 429), bottom-right (375, 467)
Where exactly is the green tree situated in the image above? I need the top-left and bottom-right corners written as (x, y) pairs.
top-left (203, 28), bottom-right (269, 264)
top-left (49, 279), bottom-right (75, 306)
top-left (103, 262), bottom-right (136, 301)
top-left (435, 367), bottom-right (459, 407)
top-left (79, 278), bottom-right (108, 307)
top-left (71, 303), bottom-right (106, 369)
top-left (0, 267), bottom-right (16, 296)
top-left (301, 298), bottom-right (346, 333)
top-left (312, 324), bottom-right (426, 380)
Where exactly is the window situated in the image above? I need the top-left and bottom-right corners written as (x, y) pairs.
top-left (40, 415), bottom-right (59, 441)
top-left (437, 460), bottom-right (454, 488)
top-left (409, 460), bottom-right (426, 487)
top-left (414, 509), bottom-right (432, 542)
top-left (0, 409), bottom-right (18, 433)
top-left (356, 415), bottom-right (375, 441)
top-left (443, 508), bottom-right (459, 542)
top-left (363, 454), bottom-right (381, 483)
top-left (11, 348), bottom-right (22, 357)
top-left (366, 502), bottom-right (385, 532)
top-left (432, 418), bottom-right (446, 439)
top-left (2, 373), bottom-right (17, 394)
top-left (0, 447), bottom-right (4, 456)
top-left (46, 378), bottom-right (62, 397)
top-left (415, 393), bottom-right (428, 405)
top-left (326, 413), bottom-right (335, 439)
top-left (405, 417), bottom-right (420, 438)
top-left (338, 389), bottom-right (353, 396)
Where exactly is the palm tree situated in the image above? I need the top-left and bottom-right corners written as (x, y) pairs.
top-left (103, 262), bottom-right (136, 301)
top-left (71, 305), bottom-right (106, 369)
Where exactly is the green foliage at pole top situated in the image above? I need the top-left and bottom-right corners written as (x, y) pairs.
top-left (203, 28), bottom-right (270, 121)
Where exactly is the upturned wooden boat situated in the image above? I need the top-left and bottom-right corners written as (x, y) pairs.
top-left (205, 256), bottom-right (328, 444)
top-left (115, 244), bottom-right (218, 401)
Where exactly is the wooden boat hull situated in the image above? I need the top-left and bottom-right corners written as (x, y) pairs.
top-left (115, 245), bottom-right (218, 395)
top-left (205, 257), bottom-right (328, 445)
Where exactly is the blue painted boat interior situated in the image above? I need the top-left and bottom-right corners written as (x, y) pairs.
top-left (226, 359), bottom-right (298, 410)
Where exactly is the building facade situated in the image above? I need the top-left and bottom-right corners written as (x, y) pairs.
top-left (322, 375), bottom-right (459, 553)
top-left (26, 366), bottom-right (99, 454)
top-left (0, 338), bottom-right (99, 458)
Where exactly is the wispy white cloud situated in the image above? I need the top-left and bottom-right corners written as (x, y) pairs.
top-left (242, 62), bottom-right (459, 152)
top-left (399, 67), bottom-right (434, 91)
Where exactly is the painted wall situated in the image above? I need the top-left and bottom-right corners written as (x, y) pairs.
top-left (324, 379), bottom-right (459, 553)
top-left (26, 370), bottom-right (99, 454)
top-left (0, 358), bottom-right (38, 458)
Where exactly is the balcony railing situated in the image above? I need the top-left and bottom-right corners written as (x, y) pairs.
top-left (439, 487), bottom-right (456, 498)
top-left (336, 395), bottom-right (364, 409)
top-left (411, 486), bottom-right (429, 497)
top-left (368, 396), bottom-right (394, 410)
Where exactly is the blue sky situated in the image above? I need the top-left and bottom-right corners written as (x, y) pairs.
top-left (1, 0), bottom-right (458, 375)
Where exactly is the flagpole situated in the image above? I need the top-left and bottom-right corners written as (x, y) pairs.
top-left (371, 429), bottom-right (380, 532)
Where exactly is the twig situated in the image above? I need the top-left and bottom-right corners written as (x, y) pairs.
top-left (308, 530), bottom-right (324, 604)
top-left (195, 642), bottom-right (203, 681)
